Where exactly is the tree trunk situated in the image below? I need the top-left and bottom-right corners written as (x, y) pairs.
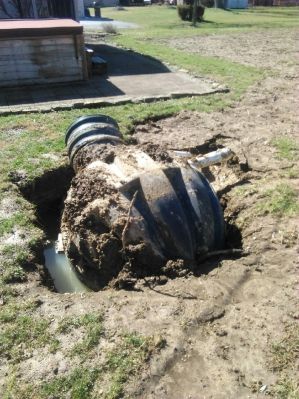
top-left (192, 0), bottom-right (198, 26)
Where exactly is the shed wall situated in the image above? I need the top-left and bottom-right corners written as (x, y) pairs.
top-left (225, 0), bottom-right (248, 7)
top-left (0, 34), bottom-right (87, 87)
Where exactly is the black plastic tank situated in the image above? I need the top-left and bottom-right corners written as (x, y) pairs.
top-left (63, 115), bottom-right (225, 288)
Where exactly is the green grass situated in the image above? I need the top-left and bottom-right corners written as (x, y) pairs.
top-left (2, 332), bottom-right (158, 399)
top-left (0, 302), bottom-right (104, 364)
top-left (4, 368), bottom-right (101, 399)
top-left (270, 325), bottom-right (299, 373)
top-left (269, 324), bottom-right (299, 399)
top-left (41, 367), bottom-right (100, 399)
top-left (102, 6), bottom-right (299, 37)
top-left (272, 137), bottom-right (298, 161)
top-left (0, 299), bottom-right (52, 364)
top-left (258, 183), bottom-right (299, 217)
top-left (281, 166), bottom-right (299, 179)
top-left (105, 333), bottom-right (153, 399)
top-left (57, 313), bottom-right (102, 333)
top-left (58, 313), bottom-right (104, 358)
top-left (273, 378), bottom-right (299, 399)
top-left (0, 212), bottom-right (35, 237)
top-left (0, 314), bottom-right (51, 362)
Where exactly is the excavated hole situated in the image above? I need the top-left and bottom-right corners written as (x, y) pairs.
top-left (12, 148), bottom-right (246, 293)
top-left (13, 165), bottom-right (77, 292)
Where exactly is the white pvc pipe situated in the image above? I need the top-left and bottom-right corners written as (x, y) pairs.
top-left (188, 148), bottom-right (233, 169)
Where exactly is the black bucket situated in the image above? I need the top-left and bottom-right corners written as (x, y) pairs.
top-left (65, 115), bottom-right (122, 167)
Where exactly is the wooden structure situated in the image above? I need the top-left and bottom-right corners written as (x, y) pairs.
top-left (224, 0), bottom-right (248, 7)
top-left (254, 0), bottom-right (299, 4)
top-left (0, 19), bottom-right (88, 87)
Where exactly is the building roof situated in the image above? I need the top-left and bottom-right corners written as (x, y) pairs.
top-left (0, 19), bottom-right (83, 38)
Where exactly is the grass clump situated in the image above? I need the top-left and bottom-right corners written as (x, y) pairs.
top-left (0, 315), bottom-right (51, 362)
top-left (272, 137), bottom-right (298, 161)
top-left (102, 23), bottom-right (118, 34)
top-left (177, 4), bottom-right (205, 22)
top-left (270, 325), bottom-right (299, 373)
top-left (2, 330), bottom-right (162, 399)
top-left (258, 183), bottom-right (299, 217)
top-left (273, 378), bottom-right (299, 399)
top-left (269, 324), bottom-right (299, 399)
top-left (1, 261), bottom-right (26, 284)
top-left (105, 333), bottom-right (153, 399)
top-left (58, 313), bottom-right (104, 358)
top-left (2, 368), bottom-right (100, 399)
top-left (41, 367), bottom-right (100, 399)
top-left (0, 299), bottom-right (57, 363)
top-left (0, 244), bottom-right (30, 283)
top-left (0, 211), bottom-right (35, 238)
top-left (280, 165), bottom-right (299, 180)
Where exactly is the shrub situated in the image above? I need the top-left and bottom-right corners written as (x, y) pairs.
top-left (200, 0), bottom-right (214, 7)
top-left (177, 3), bottom-right (205, 22)
top-left (102, 23), bottom-right (118, 34)
top-left (194, 4), bottom-right (205, 20)
top-left (177, 4), bottom-right (191, 20)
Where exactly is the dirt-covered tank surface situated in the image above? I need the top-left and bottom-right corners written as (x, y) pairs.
top-left (61, 136), bottom-right (240, 290)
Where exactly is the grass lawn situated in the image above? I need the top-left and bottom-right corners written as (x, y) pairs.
top-left (101, 6), bottom-right (299, 35)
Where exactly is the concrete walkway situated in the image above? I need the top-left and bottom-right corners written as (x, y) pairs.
top-left (80, 17), bottom-right (138, 30)
top-left (0, 44), bottom-right (227, 115)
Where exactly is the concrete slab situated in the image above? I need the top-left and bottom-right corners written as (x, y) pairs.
top-left (80, 17), bottom-right (138, 31)
top-left (0, 44), bottom-right (227, 115)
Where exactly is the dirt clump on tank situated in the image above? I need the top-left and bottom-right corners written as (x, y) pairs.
top-left (60, 116), bottom-right (230, 291)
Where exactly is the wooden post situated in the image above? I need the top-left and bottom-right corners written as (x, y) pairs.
top-left (75, 34), bottom-right (89, 80)
top-left (192, 0), bottom-right (198, 26)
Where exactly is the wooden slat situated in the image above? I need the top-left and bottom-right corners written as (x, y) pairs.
top-left (0, 67), bottom-right (83, 79)
top-left (0, 36), bottom-right (74, 48)
top-left (0, 54), bottom-right (80, 64)
top-left (1, 75), bottom-right (83, 87)
top-left (0, 47), bottom-right (77, 57)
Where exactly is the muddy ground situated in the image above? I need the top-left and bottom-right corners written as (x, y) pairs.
top-left (1, 29), bottom-right (298, 398)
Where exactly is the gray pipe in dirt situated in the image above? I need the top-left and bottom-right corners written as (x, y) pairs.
top-left (62, 115), bottom-right (225, 290)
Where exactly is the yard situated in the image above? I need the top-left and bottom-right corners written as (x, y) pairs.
top-left (0, 7), bottom-right (298, 399)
